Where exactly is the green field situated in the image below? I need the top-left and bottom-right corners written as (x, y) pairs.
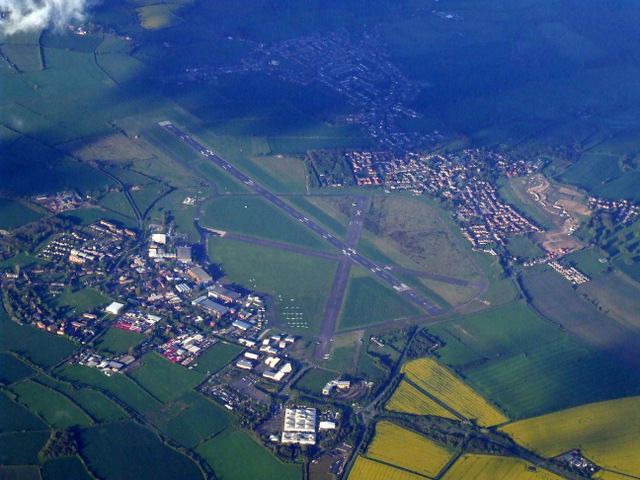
top-left (208, 237), bottom-right (337, 333)
top-left (428, 302), bottom-right (640, 418)
top-left (52, 287), bottom-right (110, 314)
top-left (0, 353), bottom-right (36, 386)
top-left (293, 368), bottom-right (338, 395)
top-left (0, 199), bottom-right (43, 229)
top-left (578, 272), bottom-right (640, 331)
top-left (501, 396), bottom-right (640, 477)
top-left (95, 327), bottom-right (146, 355)
top-left (197, 427), bottom-right (301, 480)
top-left (128, 351), bottom-right (205, 403)
top-left (193, 341), bottom-right (243, 375)
top-left (0, 393), bottom-right (49, 432)
top-left (55, 363), bottom-right (162, 414)
top-left (146, 391), bottom-right (234, 448)
top-left (10, 380), bottom-right (93, 429)
top-left (80, 421), bottom-right (203, 480)
top-left (41, 456), bottom-right (93, 480)
top-left (0, 431), bottom-right (50, 466)
top-left (0, 306), bottom-right (75, 368)
top-left (200, 195), bottom-right (333, 252)
top-left (506, 236), bottom-right (545, 261)
top-left (338, 268), bottom-right (423, 330)
top-left (564, 248), bottom-right (610, 279)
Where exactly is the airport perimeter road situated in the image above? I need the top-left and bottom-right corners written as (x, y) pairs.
top-left (159, 121), bottom-right (444, 316)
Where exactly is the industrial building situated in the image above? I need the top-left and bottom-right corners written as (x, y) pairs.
top-left (281, 407), bottom-right (317, 445)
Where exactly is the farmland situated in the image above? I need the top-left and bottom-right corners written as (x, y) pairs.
top-left (501, 396), bottom-right (640, 477)
top-left (366, 421), bottom-right (454, 477)
top-left (197, 427), bottom-right (301, 480)
top-left (385, 380), bottom-right (459, 419)
top-left (402, 357), bottom-right (508, 427)
top-left (41, 457), bottom-right (93, 480)
top-left (442, 454), bottom-right (565, 480)
top-left (0, 354), bottom-right (36, 386)
top-left (0, 393), bottom-right (49, 432)
top-left (80, 421), bottom-right (203, 480)
top-left (348, 456), bottom-right (427, 480)
top-left (128, 351), bottom-right (205, 403)
top-left (0, 431), bottom-right (50, 466)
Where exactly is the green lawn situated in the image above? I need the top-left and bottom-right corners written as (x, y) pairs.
top-left (338, 268), bottom-right (423, 331)
top-left (197, 427), bottom-right (301, 480)
top-left (200, 195), bottom-right (334, 252)
top-left (209, 237), bottom-right (338, 334)
top-left (146, 391), bottom-right (234, 448)
top-left (53, 287), bottom-right (110, 314)
top-left (128, 351), bottom-right (205, 403)
top-left (80, 421), bottom-right (203, 480)
top-left (294, 368), bottom-right (339, 395)
top-left (95, 327), bottom-right (146, 355)
top-left (193, 342), bottom-right (242, 375)
top-left (10, 380), bottom-right (93, 429)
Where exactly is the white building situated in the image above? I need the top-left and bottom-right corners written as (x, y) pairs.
top-left (105, 302), bottom-right (124, 315)
top-left (282, 407), bottom-right (317, 445)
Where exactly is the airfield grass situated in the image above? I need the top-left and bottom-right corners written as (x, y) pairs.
top-left (348, 456), bottom-right (426, 480)
top-left (386, 380), bottom-right (459, 419)
top-left (0, 199), bottom-right (43, 229)
top-left (578, 272), bottom-right (640, 331)
top-left (95, 327), bottom-right (146, 355)
top-left (200, 195), bottom-right (333, 252)
top-left (193, 342), bottom-right (243, 375)
top-left (0, 306), bottom-right (75, 369)
top-left (0, 431), bottom-right (50, 466)
top-left (246, 155), bottom-right (307, 194)
top-left (293, 368), bottom-right (338, 395)
top-left (10, 380), bottom-right (93, 429)
top-left (403, 358), bottom-right (509, 427)
top-left (442, 454), bottom-right (565, 480)
top-left (80, 421), bottom-right (203, 480)
top-left (208, 237), bottom-right (337, 333)
top-left (0, 465), bottom-right (41, 480)
top-left (286, 196), bottom-right (350, 240)
top-left (338, 268), bottom-right (423, 330)
top-left (35, 376), bottom-right (127, 423)
top-left (146, 391), bottom-right (234, 449)
top-left (41, 456), bottom-right (93, 480)
top-left (195, 161), bottom-right (250, 194)
top-left (0, 353), bottom-right (36, 386)
top-left (429, 301), bottom-right (640, 419)
top-left (128, 351), bottom-right (205, 403)
top-left (55, 363), bottom-right (162, 414)
top-left (197, 427), bottom-right (301, 480)
top-left (0, 393), bottom-right (49, 432)
top-left (501, 396), bottom-right (640, 476)
top-left (52, 287), bottom-right (110, 314)
top-left (366, 421), bottom-right (454, 477)
top-left (98, 191), bottom-right (136, 220)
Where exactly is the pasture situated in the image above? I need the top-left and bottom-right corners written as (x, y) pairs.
top-left (338, 268), bottom-right (423, 331)
top-left (54, 364), bottom-right (161, 414)
top-left (0, 199), bottom-right (42, 229)
top-left (128, 351), bottom-right (205, 403)
top-left (442, 455), bottom-right (565, 480)
top-left (200, 195), bottom-right (333, 252)
top-left (197, 427), bottom-right (301, 480)
top-left (208, 237), bottom-right (337, 333)
top-left (0, 393), bottom-right (49, 432)
top-left (10, 380), bottom-right (92, 429)
top-left (501, 396), bottom-right (640, 477)
top-left (0, 306), bottom-right (75, 368)
top-left (402, 358), bottom-right (508, 427)
top-left (193, 341), bottom-right (243, 375)
top-left (385, 380), bottom-right (458, 419)
top-left (348, 456), bottom-right (426, 480)
top-left (366, 421), bottom-right (454, 477)
top-left (95, 327), bottom-right (146, 355)
top-left (147, 391), bottom-right (234, 449)
top-left (41, 457), bottom-right (93, 480)
top-left (0, 353), bottom-right (36, 386)
top-left (80, 421), bottom-right (203, 480)
top-left (0, 431), bottom-right (50, 466)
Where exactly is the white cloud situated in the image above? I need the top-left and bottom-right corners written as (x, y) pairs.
top-left (0, 0), bottom-right (96, 35)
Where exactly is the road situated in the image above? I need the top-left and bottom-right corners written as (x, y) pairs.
top-left (159, 121), bottom-right (444, 317)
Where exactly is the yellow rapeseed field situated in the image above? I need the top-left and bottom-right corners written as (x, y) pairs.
top-left (442, 454), bottom-right (565, 480)
top-left (366, 421), bottom-right (454, 477)
top-left (594, 472), bottom-right (638, 480)
top-left (402, 357), bottom-right (509, 427)
top-left (386, 380), bottom-right (459, 419)
top-left (500, 396), bottom-right (640, 477)
top-left (348, 456), bottom-right (428, 480)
